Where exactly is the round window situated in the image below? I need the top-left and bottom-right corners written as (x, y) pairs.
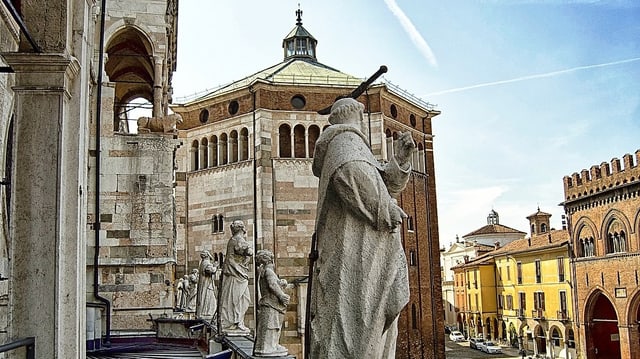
top-left (228, 100), bottom-right (239, 115)
top-left (390, 104), bottom-right (398, 118)
top-left (410, 114), bottom-right (416, 127)
top-left (291, 95), bottom-right (306, 109)
top-left (199, 109), bottom-right (209, 123)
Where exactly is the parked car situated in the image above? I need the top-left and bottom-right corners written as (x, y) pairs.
top-left (481, 341), bottom-right (502, 354)
top-left (449, 330), bottom-right (465, 342)
top-left (469, 337), bottom-right (485, 349)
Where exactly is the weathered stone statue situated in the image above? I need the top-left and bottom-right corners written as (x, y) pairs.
top-left (137, 113), bottom-right (183, 134)
top-left (220, 220), bottom-right (253, 335)
top-left (254, 250), bottom-right (290, 357)
top-left (186, 268), bottom-right (199, 312)
top-left (309, 98), bottom-right (415, 358)
top-left (176, 274), bottom-right (189, 310)
top-left (196, 250), bottom-right (219, 320)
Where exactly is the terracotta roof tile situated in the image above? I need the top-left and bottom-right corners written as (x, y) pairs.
top-left (463, 224), bottom-right (526, 238)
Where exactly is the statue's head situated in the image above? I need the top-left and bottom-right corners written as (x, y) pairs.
top-left (200, 250), bottom-right (212, 259)
top-left (230, 220), bottom-right (246, 235)
top-left (255, 249), bottom-right (274, 266)
top-left (173, 113), bottom-right (184, 124)
top-left (328, 98), bottom-right (364, 126)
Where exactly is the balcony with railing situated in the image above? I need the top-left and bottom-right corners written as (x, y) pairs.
top-left (557, 310), bottom-right (569, 322)
top-left (532, 309), bottom-right (546, 321)
top-left (516, 308), bottom-right (525, 319)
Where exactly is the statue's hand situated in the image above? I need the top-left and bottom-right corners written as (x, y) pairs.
top-left (394, 132), bottom-right (416, 166)
top-left (389, 200), bottom-right (407, 231)
top-left (280, 294), bottom-right (291, 306)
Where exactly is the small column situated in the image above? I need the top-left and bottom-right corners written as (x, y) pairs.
top-left (289, 131), bottom-right (294, 158)
top-left (304, 131), bottom-right (309, 158)
top-left (152, 56), bottom-right (163, 117)
top-left (208, 141), bottom-right (213, 168)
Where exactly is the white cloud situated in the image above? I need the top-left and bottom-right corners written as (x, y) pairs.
top-left (426, 57), bottom-right (640, 96)
top-left (383, 0), bottom-right (438, 67)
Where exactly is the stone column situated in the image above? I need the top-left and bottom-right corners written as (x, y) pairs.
top-left (618, 324), bottom-right (632, 359)
top-left (153, 56), bottom-right (163, 117)
top-left (304, 130), bottom-right (309, 158)
top-left (2, 53), bottom-right (85, 358)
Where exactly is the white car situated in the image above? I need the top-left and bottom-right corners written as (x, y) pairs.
top-left (481, 341), bottom-right (502, 354)
top-left (449, 330), bottom-right (465, 342)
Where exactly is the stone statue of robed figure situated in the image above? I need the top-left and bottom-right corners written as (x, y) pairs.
top-left (309, 98), bottom-right (415, 358)
top-left (220, 220), bottom-right (253, 335)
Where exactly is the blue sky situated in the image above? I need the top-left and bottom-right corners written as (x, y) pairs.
top-left (172, 0), bottom-right (640, 248)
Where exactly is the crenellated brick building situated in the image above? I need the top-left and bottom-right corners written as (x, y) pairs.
top-left (562, 149), bottom-right (640, 359)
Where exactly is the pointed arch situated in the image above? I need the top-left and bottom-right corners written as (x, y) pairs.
top-left (584, 289), bottom-right (621, 358)
top-left (574, 216), bottom-right (599, 257)
top-left (602, 209), bottom-right (632, 254)
top-left (601, 209), bottom-right (632, 242)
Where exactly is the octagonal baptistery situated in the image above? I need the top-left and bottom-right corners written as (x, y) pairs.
top-left (171, 9), bottom-right (444, 359)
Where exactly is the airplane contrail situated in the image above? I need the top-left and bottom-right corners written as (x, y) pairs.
top-left (383, 0), bottom-right (438, 68)
top-left (426, 57), bottom-right (640, 96)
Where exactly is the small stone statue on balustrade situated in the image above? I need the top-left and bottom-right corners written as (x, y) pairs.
top-left (196, 250), bottom-right (219, 320)
top-left (220, 220), bottom-right (253, 335)
top-left (254, 250), bottom-right (291, 357)
top-left (186, 268), bottom-right (199, 312)
top-left (175, 274), bottom-right (189, 311)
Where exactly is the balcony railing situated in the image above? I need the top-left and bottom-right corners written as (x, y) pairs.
top-left (516, 308), bottom-right (525, 319)
top-left (532, 309), bottom-right (545, 320)
top-left (557, 310), bottom-right (569, 322)
top-left (0, 337), bottom-right (35, 359)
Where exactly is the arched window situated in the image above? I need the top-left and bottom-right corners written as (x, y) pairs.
top-left (218, 215), bottom-right (224, 232)
top-left (219, 133), bottom-right (228, 165)
top-left (279, 124), bottom-right (292, 158)
top-left (191, 140), bottom-right (199, 171)
top-left (294, 124), bottom-right (305, 158)
top-left (240, 128), bottom-right (249, 161)
top-left (230, 130), bottom-right (238, 163)
top-left (210, 135), bottom-right (218, 167)
top-left (567, 329), bottom-right (575, 348)
top-left (200, 137), bottom-right (209, 169)
top-left (606, 219), bottom-right (625, 254)
top-left (531, 224), bottom-right (535, 234)
top-left (541, 223), bottom-right (547, 233)
top-left (308, 125), bottom-right (320, 158)
top-left (212, 215), bottom-right (218, 233)
top-left (417, 142), bottom-right (425, 173)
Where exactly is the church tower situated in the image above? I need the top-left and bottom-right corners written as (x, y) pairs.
top-left (526, 207), bottom-right (552, 236)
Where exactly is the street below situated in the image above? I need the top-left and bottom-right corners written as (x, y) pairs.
top-left (445, 337), bottom-right (525, 359)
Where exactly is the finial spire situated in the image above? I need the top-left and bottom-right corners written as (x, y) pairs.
top-left (296, 4), bottom-right (303, 25)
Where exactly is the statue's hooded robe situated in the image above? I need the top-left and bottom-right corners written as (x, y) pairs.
top-left (309, 124), bottom-right (410, 359)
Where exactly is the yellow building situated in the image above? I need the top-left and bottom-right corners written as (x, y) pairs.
top-left (453, 209), bottom-right (579, 358)
top-left (453, 255), bottom-right (498, 339)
